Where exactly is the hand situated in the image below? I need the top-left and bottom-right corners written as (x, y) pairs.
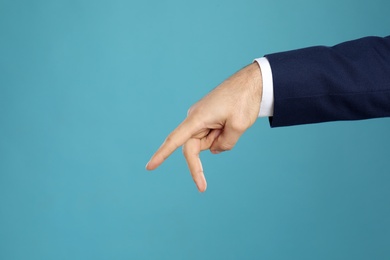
top-left (145, 62), bottom-right (263, 192)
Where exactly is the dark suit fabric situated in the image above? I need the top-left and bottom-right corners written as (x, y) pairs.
top-left (266, 36), bottom-right (390, 127)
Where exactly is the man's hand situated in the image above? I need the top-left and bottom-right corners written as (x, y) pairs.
top-left (145, 62), bottom-right (263, 192)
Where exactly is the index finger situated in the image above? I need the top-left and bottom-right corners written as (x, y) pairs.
top-left (145, 118), bottom-right (197, 170)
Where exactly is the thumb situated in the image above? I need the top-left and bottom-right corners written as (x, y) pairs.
top-left (209, 123), bottom-right (244, 154)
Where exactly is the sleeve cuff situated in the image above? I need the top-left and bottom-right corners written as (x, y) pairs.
top-left (254, 57), bottom-right (274, 117)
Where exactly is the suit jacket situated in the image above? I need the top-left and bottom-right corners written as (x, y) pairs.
top-left (265, 36), bottom-right (390, 127)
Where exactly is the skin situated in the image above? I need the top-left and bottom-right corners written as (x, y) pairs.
top-left (145, 62), bottom-right (263, 192)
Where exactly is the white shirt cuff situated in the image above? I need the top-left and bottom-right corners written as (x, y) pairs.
top-left (254, 57), bottom-right (274, 117)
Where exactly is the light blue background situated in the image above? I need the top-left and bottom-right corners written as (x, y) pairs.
top-left (1, 0), bottom-right (390, 259)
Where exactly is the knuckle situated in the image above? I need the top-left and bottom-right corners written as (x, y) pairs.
top-left (165, 136), bottom-right (178, 149)
top-left (187, 114), bottom-right (206, 131)
top-left (220, 143), bottom-right (234, 151)
top-left (224, 145), bottom-right (234, 151)
top-left (187, 105), bottom-right (198, 116)
top-left (187, 107), bottom-right (193, 116)
top-left (165, 135), bottom-right (173, 144)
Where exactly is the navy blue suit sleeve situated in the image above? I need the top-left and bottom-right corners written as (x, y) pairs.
top-left (265, 36), bottom-right (390, 127)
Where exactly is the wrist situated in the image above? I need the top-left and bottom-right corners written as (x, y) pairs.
top-left (249, 62), bottom-right (263, 95)
top-left (246, 62), bottom-right (263, 111)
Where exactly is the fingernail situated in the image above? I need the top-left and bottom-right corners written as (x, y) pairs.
top-left (214, 129), bottom-right (222, 138)
top-left (211, 150), bottom-right (221, 154)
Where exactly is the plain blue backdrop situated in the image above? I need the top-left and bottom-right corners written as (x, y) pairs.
top-left (1, 0), bottom-right (390, 259)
